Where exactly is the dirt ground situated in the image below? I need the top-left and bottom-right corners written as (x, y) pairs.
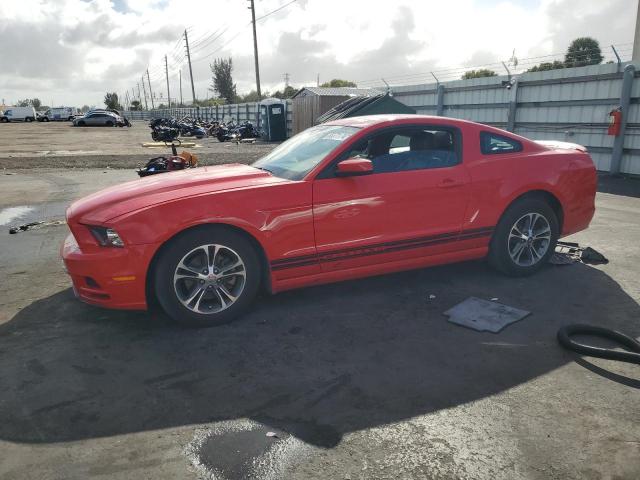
top-left (0, 121), bottom-right (276, 170)
top-left (0, 165), bottom-right (639, 479)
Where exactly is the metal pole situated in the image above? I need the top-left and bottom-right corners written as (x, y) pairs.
top-left (249, 0), bottom-right (262, 100)
top-left (146, 70), bottom-right (155, 109)
top-left (506, 78), bottom-right (519, 132)
top-left (436, 84), bottom-right (445, 116)
top-left (184, 29), bottom-right (197, 105)
top-left (165, 55), bottom-right (171, 108)
top-left (611, 64), bottom-right (635, 175)
top-left (611, 45), bottom-right (622, 73)
top-left (140, 79), bottom-right (148, 110)
top-left (633, 0), bottom-right (640, 63)
top-left (179, 70), bottom-right (183, 106)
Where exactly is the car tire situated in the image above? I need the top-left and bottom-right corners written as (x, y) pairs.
top-left (25, 117), bottom-right (33, 122)
top-left (153, 226), bottom-right (261, 328)
top-left (488, 197), bottom-right (559, 277)
top-left (43, 117), bottom-right (49, 122)
top-left (106, 121), bottom-right (114, 127)
top-left (77, 120), bottom-right (85, 127)
top-left (1, 118), bottom-right (8, 123)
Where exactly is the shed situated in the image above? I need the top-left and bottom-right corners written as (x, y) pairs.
top-left (290, 87), bottom-right (381, 134)
top-left (316, 93), bottom-right (416, 123)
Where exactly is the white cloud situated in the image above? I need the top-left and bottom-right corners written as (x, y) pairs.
top-left (0, 0), bottom-right (635, 107)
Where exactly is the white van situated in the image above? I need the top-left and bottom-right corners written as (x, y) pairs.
top-left (1, 107), bottom-right (36, 122)
top-left (41, 107), bottom-right (77, 122)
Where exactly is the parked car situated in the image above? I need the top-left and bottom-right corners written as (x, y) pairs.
top-left (73, 111), bottom-right (124, 127)
top-left (62, 115), bottom-right (596, 327)
top-left (39, 107), bottom-right (78, 122)
top-left (1, 106), bottom-right (36, 122)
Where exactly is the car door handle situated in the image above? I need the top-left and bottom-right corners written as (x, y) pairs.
top-left (437, 178), bottom-right (465, 188)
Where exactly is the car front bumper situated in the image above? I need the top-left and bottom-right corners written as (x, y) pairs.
top-left (61, 233), bottom-right (157, 310)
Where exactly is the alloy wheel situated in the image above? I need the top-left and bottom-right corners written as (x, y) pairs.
top-left (173, 244), bottom-right (246, 314)
top-left (508, 212), bottom-right (552, 267)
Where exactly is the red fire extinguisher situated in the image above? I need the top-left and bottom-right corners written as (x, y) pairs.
top-left (608, 107), bottom-right (622, 136)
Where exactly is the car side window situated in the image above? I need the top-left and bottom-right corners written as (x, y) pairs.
top-left (480, 131), bottom-right (523, 154)
top-left (365, 128), bottom-right (460, 174)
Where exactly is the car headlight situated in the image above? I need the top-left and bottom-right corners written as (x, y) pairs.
top-left (89, 226), bottom-right (124, 247)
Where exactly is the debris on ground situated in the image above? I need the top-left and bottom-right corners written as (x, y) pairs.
top-left (444, 296), bottom-right (531, 333)
top-left (428, 294), bottom-right (436, 300)
top-left (9, 220), bottom-right (65, 234)
top-left (550, 241), bottom-right (609, 265)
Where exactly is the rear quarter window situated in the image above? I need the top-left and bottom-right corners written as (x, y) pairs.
top-left (480, 131), bottom-right (523, 154)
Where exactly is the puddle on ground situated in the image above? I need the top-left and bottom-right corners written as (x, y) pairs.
top-left (0, 206), bottom-right (34, 226)
top-left (185, 419), bottom-right (332, 480)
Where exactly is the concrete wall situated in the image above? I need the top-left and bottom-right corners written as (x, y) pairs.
top-left (391, 63), bottom-right (639, 174)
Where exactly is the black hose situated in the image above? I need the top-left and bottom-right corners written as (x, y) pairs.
top-left (557, 324), bottom-right (640, 365)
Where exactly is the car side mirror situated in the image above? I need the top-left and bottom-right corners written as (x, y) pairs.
top-left (335, 158), bottom-right (373, 177)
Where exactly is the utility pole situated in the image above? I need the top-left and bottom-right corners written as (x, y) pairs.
top-left (179, 70), bottom-right (183, 106)
top-left (140, 77), bottom-right (148, 110)
top-left (317, 73), bottom-right (320, 87)
top-left (284, 73), bottom-right (290, 89)
top-left (634, 0), bottom-right (640, 63)
top-left (165, 55), bottom-right (171, 108)
top-left (184, 29), bottom-right (197, 105)
top-left (146, 69), bottom-right (155, 109)
top-left (248, 0), bottom-right (262, 100)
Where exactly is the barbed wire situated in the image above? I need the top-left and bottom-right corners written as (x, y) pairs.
top-left (356, 43), bottom-right (633, 88)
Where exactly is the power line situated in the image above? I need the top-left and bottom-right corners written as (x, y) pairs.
top-left (255, 0), bottom-right (298, 22)
top-left (191, 0), bottom-right (299, 64)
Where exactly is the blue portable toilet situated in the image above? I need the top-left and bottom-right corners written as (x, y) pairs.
top-left (260, 98), bottom-right (287, 141)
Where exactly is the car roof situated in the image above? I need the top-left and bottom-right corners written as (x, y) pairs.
top-left (324, 114), bottom-right (481, 129)
top-left (323, 114), bottom-right (544, 150)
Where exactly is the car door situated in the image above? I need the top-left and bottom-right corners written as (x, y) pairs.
top-left (312, 124), bottom-right (471, 272)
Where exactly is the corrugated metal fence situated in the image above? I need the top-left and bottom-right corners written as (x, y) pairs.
top-left (122, 64), bottom-right (639, 174)
top-left (391, 62), bottom-right (639, 175)
top-left (124, 100), bottom-right (293, 137)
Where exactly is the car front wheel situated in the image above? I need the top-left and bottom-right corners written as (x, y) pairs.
top-left (488, 197), bottom-right (559, 276)
top-left (154, 227), bottom-right (261, 327)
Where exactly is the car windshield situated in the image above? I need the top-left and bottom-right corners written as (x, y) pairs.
top-left (252, 125), bottom-right (359, 180)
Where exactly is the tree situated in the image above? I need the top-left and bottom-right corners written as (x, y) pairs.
top-left (80, 105), bottom-right (91, 113)
top-left (271, 85), bottom-right (297, 99)
top-left (16, 99), bottom-right (30, 107)
top-left (527, 60), bottom-right (565, 73)
top-left (104, 92), bottom-right (122, 110)
top-left (210, 57), bottom-right (238, 103)
top-left (461, 69), bottom-right (497, 80)
top-left (129, 101), bottom-right (142, 111)
top-left (564, 37), bottom-right (603, 68)
top-left (30, 98), bottom-right (42, 109)
top-left (320, 79), bottom-right (357, 88)
top-left (193, 97), bottom-right (225, 107)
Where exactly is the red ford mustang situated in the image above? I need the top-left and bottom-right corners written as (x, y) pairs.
top-left (62, 115), bottom-right (596, 327)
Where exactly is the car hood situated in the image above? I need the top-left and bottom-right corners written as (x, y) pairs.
top-left (67, 164), bottom-right (286, 224)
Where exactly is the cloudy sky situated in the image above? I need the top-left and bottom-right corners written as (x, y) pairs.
top-left (0, 0), bottom-right (636, 108)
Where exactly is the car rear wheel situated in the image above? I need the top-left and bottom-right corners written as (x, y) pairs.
top-left (488, 197), bottom-right (559, 276)
top-left (154, 226), bottom-right (261, 327)
top-left (106, 121), bottom-right (114, 127)
top-left (77, 120), bottom-right (85, 126)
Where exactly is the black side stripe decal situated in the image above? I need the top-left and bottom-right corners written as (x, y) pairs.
top-left (271, 226), bottom-right (494, 271)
